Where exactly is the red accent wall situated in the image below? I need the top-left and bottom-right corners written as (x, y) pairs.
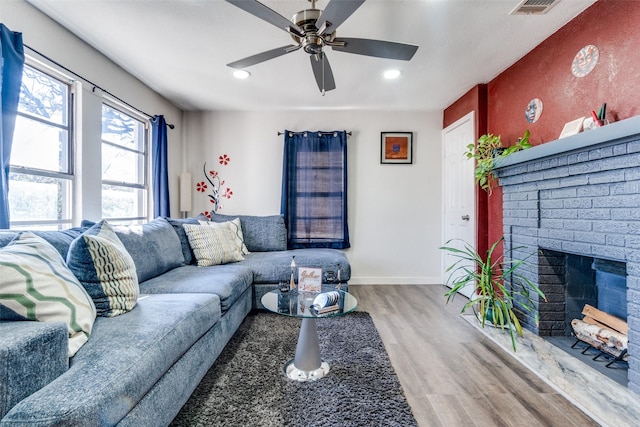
top-left (445, 0), bottom-right (640, 254)
top-left (443, 85), bottom-right (488, 256)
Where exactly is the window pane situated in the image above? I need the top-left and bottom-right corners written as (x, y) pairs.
top-left (102, 144), bottom-right (144, 184)
top-left (11, 116), bottom-right (69, 172)
top-left (102, 185), bottom-right (146, 219)
top-left (102, 104), bottom-right (145, 151)
top-left (8, 173), bottom-right (72, 222)
top-left (18, 66), bottom-right (68, 126)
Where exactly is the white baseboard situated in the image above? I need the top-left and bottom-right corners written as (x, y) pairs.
top-left (348, 277), bottom-right (442, 285)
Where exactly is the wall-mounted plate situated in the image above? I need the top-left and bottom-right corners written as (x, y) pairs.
top-left (572, 45), bottom-right (599, 78)
top-left (526, 98), bottom-right (543, 123)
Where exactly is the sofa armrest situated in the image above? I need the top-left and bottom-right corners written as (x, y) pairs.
top-left (0, 322), bottom-right (68, 419)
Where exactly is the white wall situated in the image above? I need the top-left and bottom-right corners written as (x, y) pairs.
top-left (2, 0), bottom-right (184, 221)
top-left (184, 110), bottom-right (443, 285)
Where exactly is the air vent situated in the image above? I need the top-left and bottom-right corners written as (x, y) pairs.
top-left (510, 0), bottom-right (560, 15)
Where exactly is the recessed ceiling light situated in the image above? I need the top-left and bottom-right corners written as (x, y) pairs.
top-left (383, 69), bottom-right (401, 80)
top-left (233, 70), bottom-right (251, 79)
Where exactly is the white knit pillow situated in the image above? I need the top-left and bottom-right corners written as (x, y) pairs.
top-left (198, 218), bottom-right (250, 255)
top-left (183, 224), bottom-right (245, 267)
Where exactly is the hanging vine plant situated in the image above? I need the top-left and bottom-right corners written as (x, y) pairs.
top-left (465, 130), bottom-right (531, 194)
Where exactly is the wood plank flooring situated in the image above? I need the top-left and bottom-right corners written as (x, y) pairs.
top-left (349, 285), bottom-right (599, 427)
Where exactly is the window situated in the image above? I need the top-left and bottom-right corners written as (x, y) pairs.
top-left (9, 64), bottom-right (73, 230)
top-left (101, 103), bottom-right (148, 223)
top-left (281, 131), bottom-right (350, 249)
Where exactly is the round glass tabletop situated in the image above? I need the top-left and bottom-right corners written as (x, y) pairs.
top-left (261, 287), bottom-right (357, 318)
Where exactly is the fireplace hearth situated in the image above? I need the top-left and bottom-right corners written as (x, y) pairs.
top-left (494, 116), bottom-right (640, 394)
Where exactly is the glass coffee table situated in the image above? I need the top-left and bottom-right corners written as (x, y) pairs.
top-left (261, 287), bottom-right (357, 381)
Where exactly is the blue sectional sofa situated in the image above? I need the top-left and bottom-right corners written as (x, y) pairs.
top-left (0, 213), bottom-right (350, 426)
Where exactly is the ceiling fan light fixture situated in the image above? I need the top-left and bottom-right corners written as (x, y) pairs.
top-left (383, 69), bottom-right (401, 80)
top-left (233, 70), bottom-right (251, 79)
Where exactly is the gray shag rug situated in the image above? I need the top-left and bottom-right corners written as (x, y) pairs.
top-left (170, 311), bottom-right (417, 427)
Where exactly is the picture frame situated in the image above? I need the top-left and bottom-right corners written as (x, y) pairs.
top-left (559, 116), bottom-right (585, 139)
top-left (298, 267), bottom-right (322, 293)
top-left (381, 132), bottom-right (413, 164)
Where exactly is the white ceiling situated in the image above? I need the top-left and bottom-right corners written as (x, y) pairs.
top-left (27, 0), bottom-right (596, 112)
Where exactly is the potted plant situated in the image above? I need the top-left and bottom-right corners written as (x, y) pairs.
top-left (465, 130), bottom-right (531, 194)
top-left (440, 237), bottom-right (546, 351)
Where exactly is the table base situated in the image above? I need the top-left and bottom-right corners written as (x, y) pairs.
top-left (283, 317), bottom-right (330, 381)
top-left (284, 360), bottom-right (330, 381)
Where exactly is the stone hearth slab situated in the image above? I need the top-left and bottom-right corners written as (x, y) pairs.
top-left (462, 315), bottom-right (640, 427)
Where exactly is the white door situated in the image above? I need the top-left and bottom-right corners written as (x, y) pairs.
top-left (442, 112), bottom-right (477, 298)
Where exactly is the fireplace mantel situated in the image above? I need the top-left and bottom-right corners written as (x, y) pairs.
top-left (495, 115), bottom-right (640, 170)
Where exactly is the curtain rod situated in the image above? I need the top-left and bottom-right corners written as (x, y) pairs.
top-left (24, 44), bottom-right (175, 129)
top-left (278, 131), bottom-right (352, 136)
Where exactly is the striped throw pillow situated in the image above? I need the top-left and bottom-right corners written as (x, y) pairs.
top-left (67, 220), bottom-right (139, 317)
top-left (198, 218), bottom-right (250, 255)
top-left (183, 223), bottom-right (245, 267)
top-left (0, 232), bottom-right (96, 356)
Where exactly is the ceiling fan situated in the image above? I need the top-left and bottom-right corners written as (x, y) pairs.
top-left (225, 0), bottom-right (419, 93)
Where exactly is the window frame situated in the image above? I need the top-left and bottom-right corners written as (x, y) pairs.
top-left (100, 100), bottom-right (150, 224)
top-left (8, 60), bottom-right (76, 230)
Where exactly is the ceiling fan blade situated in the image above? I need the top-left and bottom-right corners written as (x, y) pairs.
top-left (225, 0), bottom-right (303, 37)
top-left (227, 45), bottom-right (299, 69)
top-left (316, 0), bottom-right (365, 35)
top-left (310, 53), bottom-right (336, 93)
top-left (332, 38), bottom-right (419, 61)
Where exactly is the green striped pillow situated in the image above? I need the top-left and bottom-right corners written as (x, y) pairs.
top-left (0, 232), bottom-right (96, 357)
top-left (183, 223), bottom-right (245, 266)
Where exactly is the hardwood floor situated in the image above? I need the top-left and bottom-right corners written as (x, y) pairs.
top-left (349, 285), bottom-right (599, 427)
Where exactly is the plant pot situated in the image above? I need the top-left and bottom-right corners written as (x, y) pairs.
top-left (491, 147), bottom-right (506, 158)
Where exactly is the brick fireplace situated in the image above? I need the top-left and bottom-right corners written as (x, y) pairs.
top-left (494, 116), bottom-right (640, 394)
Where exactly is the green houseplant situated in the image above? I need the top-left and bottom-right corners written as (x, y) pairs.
top-left (466, 130), bottom-right (531, 194)
top-left (440, 237), bottom-right (546, 351)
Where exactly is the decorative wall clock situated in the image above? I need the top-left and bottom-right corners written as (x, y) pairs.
top-left (525, 98), bottom-right (543, 123)
top-left (571, 45), bottom-right (599, 78)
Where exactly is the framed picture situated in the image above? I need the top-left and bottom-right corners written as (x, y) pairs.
top-left (381, 132), bottom-right (413, 164)
top-left (559, 116), bottom-right (585, 139)
top-left (298, 267), bottom-right (322, 293)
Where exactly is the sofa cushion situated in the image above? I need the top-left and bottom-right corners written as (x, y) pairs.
top-left (0, 227), bottom-right (88, 257)
top-left (67, 221), bottom-right (139, 317)
top-left (112, 217), bottom-right (185, 282)
top-left (183, 223), bottom-right (245, 266)
top-left (0, 321), bottom-right (68, 419)
top-left (0, 232), bottom-right (96, 356)
top-left (139, 264), bottom-right (252, 312)
top-left (209, 213), bottom-right (287, 252)
top-left (163, 215), bottom-right (208, 265)
top-left (238, 248), bottom-right (351, 284)
top-left (0, 293), bottom-right (222, 426)
top-left (199, 218), bottom-right (249, 255)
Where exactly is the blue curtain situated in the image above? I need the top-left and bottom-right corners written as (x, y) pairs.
top-left (0, 24), bottom-right (25, 229)
top-left (281, 130), bottom-right (350, 249)
top-left (151, 115), bottom-right (170, 217)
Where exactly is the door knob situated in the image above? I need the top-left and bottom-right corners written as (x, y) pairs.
top-left (461, 215), bottom-right (470, 221)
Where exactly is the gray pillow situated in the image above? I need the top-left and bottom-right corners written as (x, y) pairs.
top-left (209, 213), bottom-right (287, 252)
top-left (164, 215), bottom-right (209, 265)
top-left (0, 227), bottom-right (88, 258)
top-left (112, 217), bottom-right (185, 282)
